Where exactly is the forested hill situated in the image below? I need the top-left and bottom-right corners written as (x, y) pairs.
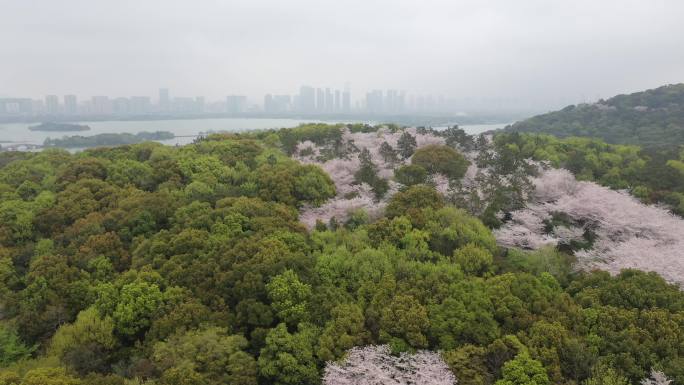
top-left (505, 83), bottom-right (684, 146)
top-left (0, 123), bottom-right (682, 385)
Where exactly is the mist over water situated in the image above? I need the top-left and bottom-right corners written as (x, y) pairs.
top-left (0, 119), bottom-right (506, 147)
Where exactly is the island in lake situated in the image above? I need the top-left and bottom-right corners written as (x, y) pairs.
top-left (43, 131), bottom-right (175, 148)
top-left (28, 122), bottom-right (91, 131)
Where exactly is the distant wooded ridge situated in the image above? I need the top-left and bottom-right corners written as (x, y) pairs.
top-left (43, 131), bottom-right (175, 148)
top-left (505, 83), bottom-right (684, 147)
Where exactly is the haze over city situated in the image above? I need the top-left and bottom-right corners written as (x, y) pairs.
top-left (2, 0), bottom-right (684, 112)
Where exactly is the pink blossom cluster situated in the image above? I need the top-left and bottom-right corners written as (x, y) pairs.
top-left (496, 168), bottom-right (684, 285)
top-left (298, 184), bottom-right (391, 229)
top-left (293, 127), bottom-right (445, 227)
top-left (641, 370), bottom-right (673, 385)
top-left (323, 345), bottom-right (456, 385)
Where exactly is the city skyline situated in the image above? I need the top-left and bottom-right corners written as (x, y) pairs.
top-left (2, 1), bottom-right (683, 113)
top-left (1, 84), bottom-right (560, 118)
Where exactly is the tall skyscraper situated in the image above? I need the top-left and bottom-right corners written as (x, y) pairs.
top-left (45, 95), bottom-right (59, 114)
top-left (112, 97), bottom-right (130, 114)
top-left (64, 95), bottom-right (78, 115)
top-left (159, 88), bottom-right (170, 112)
top-left (130, 96), bottom-right (151, 114)
top-left (342, 88), bottom-right (351, 113)
top-left (334, 90), bottom-right (341, 112)
top-left (0, 99), bottom-right (33, 116)
top-left (366, 90), bottom-right (383, 114)
top-left (298, 86), bottom-right (315, 113)
top-left (384, 90), bottom-right (405, 113)
top-left (264, 94), bottom-right (292, 113)
top-left (325, 88), bottom-right (333, 112)
top-left (316, 88), bottom-right (325, 112)
top-left (264, 94), bottom-right (274, 113)
top-left (226, 95), bottom-right (247, 113)
top-left (91, 96), bottom-right (111, 115)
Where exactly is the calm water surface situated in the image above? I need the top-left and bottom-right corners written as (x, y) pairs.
top-left (0, 118), bottom-right (509, 147)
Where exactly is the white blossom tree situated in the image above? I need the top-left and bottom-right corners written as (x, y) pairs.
top-left (640, 370), bottom-right (673, 385)
top-left (293, 127), bottom-right (445, 228)
top-left (323, 345), bottom-right (456, 385)
top-left (496, 168), bottom-right (684, 285)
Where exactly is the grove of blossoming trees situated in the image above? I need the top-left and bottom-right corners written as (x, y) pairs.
top-left (293, 125), bottom-right (450, 228)
top-left (495, 168), bottom-right (684, 285)
top-left (2, 122), bottom-right (684, 385)
top-left (641, 370), bottom-right (673, 385)
top-left (323, 345), bottom-right (456, 385)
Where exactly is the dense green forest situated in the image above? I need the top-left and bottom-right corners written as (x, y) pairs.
top-left (491, 133), bottom-right (684, 216)
top-left (0, 124), bottom-right (683, 385)
top-left (505, 84), bottom-right (684, 147)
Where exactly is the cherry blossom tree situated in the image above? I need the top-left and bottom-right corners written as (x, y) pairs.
top-left (293, 127), bottom-right (445, 228)
top-left (640, 370), bottom-right (673, 385)
top-left (323, 345), bottom-right (456, 385)
top-left (496, 168), bottom-right (684, 285)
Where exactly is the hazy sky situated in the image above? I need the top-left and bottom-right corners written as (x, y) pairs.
top-left (1, 0), bottom-right (684, 109)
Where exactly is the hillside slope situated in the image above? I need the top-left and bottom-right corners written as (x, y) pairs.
top-left (506, 84), bottom-right (684, 146)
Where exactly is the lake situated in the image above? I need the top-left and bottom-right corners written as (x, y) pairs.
top-left (0, 118), bottom-right (509, 147)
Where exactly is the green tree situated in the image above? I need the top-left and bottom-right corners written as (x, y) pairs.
top-left (443, 344), bottom-right (491, 385)
top-left (354, 148), bottom-right (389, 199)
top-left (495, 352), bottom-right (551, 385)
top-left (443, 126), bottom-right (475, 150)
top-left (316, 303), bottom-right (369, 362)
top-left (583, 364), bottom-right (629, 385)
top-left (48, 307), bottom-right (117, 374)
top-left (258, 323), bottom-right (319, 385)
top-left (453, 243), bottom-right (494, 276)
top-left (20, 367), bottom-right (82, 385)
top-left (0, 371), bottom-right (20, 385)
top-left (379, 141), bottom-right (398, 165)
top-left (152, 327), bottom-right (257, 385)
top-left (0, 325), bottom-right (34, 367)
top-left (379, 294), bottom-right (429, 350)
top-left (397, 132), bottom-right (417, 159)
top-left (108, 281), bottom-right (164, 338)
top-left (266, 270), bottom-right (312, 327)
top-left (385, 185), bottom-right (444, 220)
top-left (394, 164), bottom-right (428, 186)
top-left (412, 144), bottom-right (470, 180)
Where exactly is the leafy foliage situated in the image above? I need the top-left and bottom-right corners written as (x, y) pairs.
top-left (411, 144), bottom-right (470, 180)
top-left (0, 326), bottom-right (34, 367)
top-left (0, 123), bottom-right (683, 385)
top-left (506, 84), bottom-right (684, 147)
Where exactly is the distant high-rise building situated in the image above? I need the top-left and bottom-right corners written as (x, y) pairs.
top-left (264, 94), bottom-right (274, 113)
top-left (172, 97), bottom-right (197, 113)
top-left (64, 95), bottom-right (78, 115)
top-left (325, 88), bottom-right (334, 112)
top-left (91, 96), bottom-right (111, 115)
top-left (343, 89), bottom-right (351, 113)
top-left (112, 97), bottom-right (130, 114)
top-left (366, 90), bottom-right (383, 114)
top-left (159, 88), bottom-right (170, 112)
top-left (334, 90), bottom-right (341, 112)
top-left (298, 86), bottom-right (315, 113)
top-left (226, 95), bottom-right (247, 113)
top-left (0, 98), bottom-right (33, 116)
top-left (264, 94), bottom-right (291, 113)
top-left (32, 100), bottom-right (45, 115)
top-left (316, 88), bottom-right (325, 112)
top-left (384, 90), bottom-right (405, 113)
top-left (45, 95), bottom-right (59, 115)
top-left (130, 96), bottom-right (151, 114)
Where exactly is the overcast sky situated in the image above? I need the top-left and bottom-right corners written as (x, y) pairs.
top-left (1, 0), bottom-right (683, 109)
